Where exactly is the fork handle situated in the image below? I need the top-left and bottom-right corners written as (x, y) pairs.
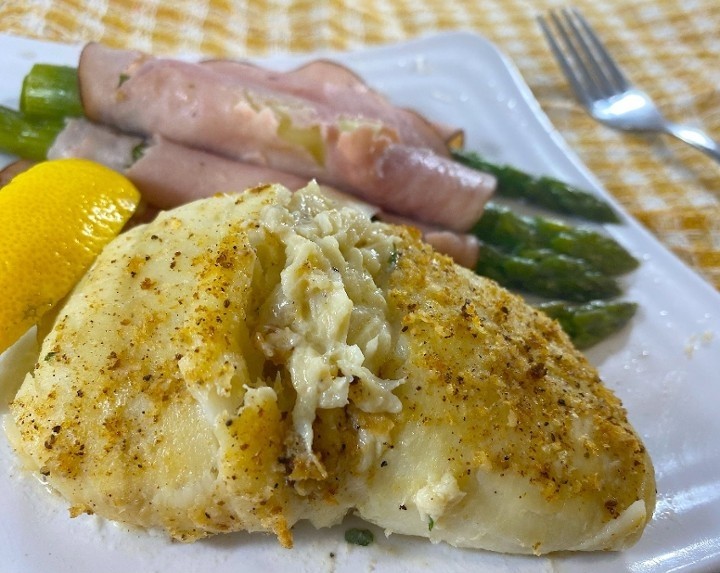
top-left (665, 123), bottom-right (720, 164)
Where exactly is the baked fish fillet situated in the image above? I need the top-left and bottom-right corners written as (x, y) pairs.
top-left (7, 183), bottom-right (655, 554)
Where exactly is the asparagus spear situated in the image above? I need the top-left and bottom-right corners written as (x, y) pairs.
top-left (453, 149), bottom-right (620, 223)
top-left (475, 241), bottom-right (621, 302)
top-left (475, 203), bottom-right (638, 276)
top-left (0, 105), bottom-right (64, 161)
top-left (20, 64), bottom-right (83, 119)
top-left (536, 300), bottom-right (638, 349)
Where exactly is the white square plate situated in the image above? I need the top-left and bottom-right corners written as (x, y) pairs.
top-left (1, 31), bottom-right (720, 573)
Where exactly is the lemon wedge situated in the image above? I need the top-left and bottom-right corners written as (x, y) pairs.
top-left (0, 158), bottom-right (140, 353)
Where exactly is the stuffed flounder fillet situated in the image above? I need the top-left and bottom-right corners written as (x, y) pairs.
top-left (8, 184), bottom-right (655, 554)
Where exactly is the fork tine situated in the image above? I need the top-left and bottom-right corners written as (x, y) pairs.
top-left (547, 9), bottom-right (611, 101)
top-left (569, 8), bottom-right (631, 93)
top-left (537, 15), bottom-right (593, 108)
top-left (556, 8), bottom-right (617, 98)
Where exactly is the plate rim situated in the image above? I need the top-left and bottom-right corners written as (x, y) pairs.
top-left (1, 30), bottom-right (719, 573)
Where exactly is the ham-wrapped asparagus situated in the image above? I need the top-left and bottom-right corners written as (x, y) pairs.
top-left (77, 43), bottom-right (495, 231)
top-left (43, 117), bottom-right (484, 266)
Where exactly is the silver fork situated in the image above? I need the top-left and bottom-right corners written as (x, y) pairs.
top-left (538, 7), bottom-right (720, 164)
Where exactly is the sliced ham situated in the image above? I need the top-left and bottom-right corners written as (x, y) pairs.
top-left (81, 49), bottom-right (325, 177)
top-left (48, 117), bottom-right (143, 172)
top-left (202, 59), bottom-right (459, 152)
top-left (78, 43), bottom-right (495, 231)
top-left (128, 139), bottom-right (388, 218)
top-left (333, 142), bottom-right (493, 232)
top-left (128, 141), bottom-right (482, 264)
top-left (45, 117), bottom-right (477, 267)
top-left (127, 138), bottom-right (312, 209)
top-left (48, 119), bottom-right (313, 207)
top-left (423, 231), bottom-right (480, 270)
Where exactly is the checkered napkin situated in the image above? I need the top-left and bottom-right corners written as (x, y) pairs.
top-left (2, 0), bottom-right (719, 289)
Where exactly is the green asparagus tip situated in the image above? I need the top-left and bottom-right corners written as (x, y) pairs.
top-left (474, 202), bottom-right (639, 276)
top-left (536, 300), bottom-right (638, 349)
top-left (475, 241), bottom-right (622, 303)
top-left (453, 149), bottom-right (621, 224)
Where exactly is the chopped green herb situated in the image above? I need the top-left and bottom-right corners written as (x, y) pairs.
top-left (388, 246), bottom-right (399, 268)
top-left (118, 73), bottom-right (130, 87)
top-left (131, 142), bottom-right (147, 162)
top-left (43, 351), bottom-right (57, 361)
top-left (428, 516), bottom-right (435, 531)
top-left (344, 527), bottom-right (374, 546)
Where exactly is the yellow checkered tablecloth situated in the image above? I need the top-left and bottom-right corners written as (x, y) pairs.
top-left (2, 0), bottom-right (720, 290)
